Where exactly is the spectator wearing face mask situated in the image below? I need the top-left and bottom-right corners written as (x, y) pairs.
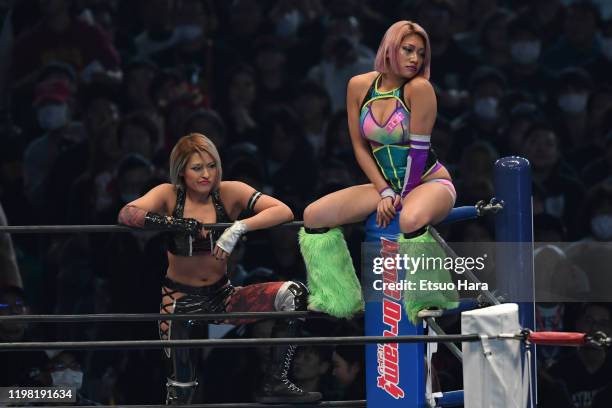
top-left (46, 89), bottom-right (122, 225)
top-left (451, 67), bottom-right (507, 161)
top-left (504, 14), bottom-right (554, 105)
top-left (10, 60), bottom-right (77, 139)
top-left (548, 67), bottom-right (596, 172)
top-left (23, 78), bottom-right (81, 209)
top-left (563, 182), bottom-right (612, 306)
top-left (46, 350), bottom-right (99, 405)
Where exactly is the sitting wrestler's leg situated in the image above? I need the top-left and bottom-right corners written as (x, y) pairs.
top-left (227, 281), bottom-right (322, 403)
top-left (159, 288), bottom-right (199, 405)
top-left (299, 185), bottom-right (378, 318)
top-left (399, 179), bottom-right (459, 323)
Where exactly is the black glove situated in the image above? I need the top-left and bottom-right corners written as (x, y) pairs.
top-left (143, 212), bottom-right (201, 235)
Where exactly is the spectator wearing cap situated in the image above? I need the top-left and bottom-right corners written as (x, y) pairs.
top-left (22, 78), bottom-right (81, 208)
top-left (10, 60), bottom-right (78, 139)
top-left (541, 1), bottom-right (602, 71)
top-left (451, 66), bottom-right (507, 161)
top-left (11, 0), bottom-right (120, 84)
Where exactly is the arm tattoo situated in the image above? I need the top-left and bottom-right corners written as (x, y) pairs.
top-left (118, 205), bottom-right (147, 227)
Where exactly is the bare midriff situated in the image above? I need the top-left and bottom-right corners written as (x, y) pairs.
top-left (166, 251), bottom-right (226, 287)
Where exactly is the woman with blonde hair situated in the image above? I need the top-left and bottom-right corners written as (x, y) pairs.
top-left (118, 133), bottom-right (321, 405)
top-left (299, 21), bottom-right (458, 322)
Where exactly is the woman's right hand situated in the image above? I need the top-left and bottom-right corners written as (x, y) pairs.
top-left (376, 195), bottom-right (400, 228)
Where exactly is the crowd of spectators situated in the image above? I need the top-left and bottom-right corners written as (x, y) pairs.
top-left (0, 0), bottom-right (611, 406)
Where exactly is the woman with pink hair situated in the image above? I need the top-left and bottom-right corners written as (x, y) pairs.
top-left (299, 21), bottom-right (457, 322)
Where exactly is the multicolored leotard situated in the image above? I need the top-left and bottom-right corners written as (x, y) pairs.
top-left (359, 75), bottom-right (441, 193)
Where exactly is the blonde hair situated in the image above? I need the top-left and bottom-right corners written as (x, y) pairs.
top-left (374, 21), bottom-right (431, 80)
top-left (169, 133), bottom-right (223, 190)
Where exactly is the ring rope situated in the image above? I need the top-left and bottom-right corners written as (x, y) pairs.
top-left (0, 334), bottom-right (484, 352)
top-left (0, 221), bottom-right (305, 234)
top-left (429, 226), bottom-right (500, 306)
top-left (68, 401), bottom-right (367, 408)
top-left (0, 203), bottom-right (492, 234)
top-left (0, 310), bottom-right (336, 323)
top-left (425, 316), bottom-right (463, 363)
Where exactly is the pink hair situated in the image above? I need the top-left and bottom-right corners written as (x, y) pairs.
top-left (374, 21), bottom-right (431, 80)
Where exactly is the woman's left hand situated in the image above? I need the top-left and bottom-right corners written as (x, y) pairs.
top-left (376, 195), bottom-right (400, 228)
top-left (214, 220), bottom-right (248, 260)
top-left (213, 244), bottom-right (229, 261)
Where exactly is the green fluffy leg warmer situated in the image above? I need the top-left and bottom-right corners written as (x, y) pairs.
top-left (298, 227), bottom-right (364, 318)
top-left (400, 227), bottom-right (459, 324)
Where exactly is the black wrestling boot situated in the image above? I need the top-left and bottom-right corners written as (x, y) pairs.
top-left (255, 343), bottom-right (322, 404)
top-left (166, 379), bottom-right (198, 405)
